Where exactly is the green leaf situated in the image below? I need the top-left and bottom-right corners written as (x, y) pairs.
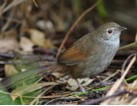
top-left (96, 0), bottom-right (108, 19)
top-left (0, 84), bottom-right (20, 105)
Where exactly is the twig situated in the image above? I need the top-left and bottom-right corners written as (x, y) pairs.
top-left (121, 53), bottom-right (136, 75)
top-left (0, 53), bottom-right (15, 58)
top-left (0, 56), bottom-right (56, 65)
top-left (103, 69), bottom-right (120, 82)
top-left (45, 97), bottom-right (80, 105)
top-left (32, 0), bottom-right (38, 7)
top-left (0, 0), bottom-right (7, 16)
top-left (101, 53), bottom-right (136, 104)
top-left (2, 9), bottom-right (14, 31)
top-left (119, 32), bottom-right (137, 50)
top-left (82, 90), bottom-right (126, 105)
top-left (1, 0), bottom-right (27, 15)
top-left (81, 90), bottom-right (137, 105)
top-left (119, 42), bottom-right (137, 50)
top-left (56, 0), bottom-right (102, 58)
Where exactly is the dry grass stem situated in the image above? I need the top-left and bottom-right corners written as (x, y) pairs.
top-left (101, 54), bottom-right (136, 104)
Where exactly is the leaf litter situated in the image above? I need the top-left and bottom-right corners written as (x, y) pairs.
top-left (0, 0), bottom-right (137, 105)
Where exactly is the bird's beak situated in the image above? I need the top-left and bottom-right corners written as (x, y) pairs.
top-left (119, 26), bottom-right (127, 31)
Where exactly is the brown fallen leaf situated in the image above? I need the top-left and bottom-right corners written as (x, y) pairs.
top-left (20, 36), bottom-right (34, 52)
top-left (66, 78), bottom-right (79, 91)
top-left (28, 29), bottom-right (55, 48)
top-left (0, 30), bottom-right (19, 52)
top-left (4, 65), bottom-right (18, 77)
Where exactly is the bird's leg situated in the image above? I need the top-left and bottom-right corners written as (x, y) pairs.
top-left (75, 79), bottom-right (86, 93)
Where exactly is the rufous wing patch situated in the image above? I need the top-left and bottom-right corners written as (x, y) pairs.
top-left (58, 47), bottom-right (86, 65)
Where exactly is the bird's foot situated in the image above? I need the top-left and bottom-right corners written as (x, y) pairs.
top-left (75, 79), bottom-right (86, 93)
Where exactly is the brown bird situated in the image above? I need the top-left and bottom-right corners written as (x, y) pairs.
top-left (1, 22), bottom-right (126, 92)
top-left (56, 22), bottom-right (126, 92)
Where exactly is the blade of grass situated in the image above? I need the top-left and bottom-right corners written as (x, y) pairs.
top-left (126, 74), bottom-right (137, 81)
top-left (72, 86), bottom-right (110, 96)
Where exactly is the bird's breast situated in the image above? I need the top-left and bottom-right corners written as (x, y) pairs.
top-left (75, 42), bottom-right (119, 78)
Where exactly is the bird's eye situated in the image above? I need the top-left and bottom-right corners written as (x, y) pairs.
top-left (107, 29), bottom-right (113, 34)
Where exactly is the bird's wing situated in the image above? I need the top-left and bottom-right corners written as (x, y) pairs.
top-left (58, 47), bottom-right (87, 65)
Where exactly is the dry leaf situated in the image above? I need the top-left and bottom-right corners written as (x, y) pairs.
top-left (20, 36), bottom-right (34, 52)
top-left (36, 20), bottom-right (55, 33)
top-left (66, 78), bottom-right (79, 91)
top-left (4, 65), bottom-right (18, 77)
top-left (52, 72), bottom-right (64, 78)
top-left (0, 30), bottom-right (19, 52)
top-left (28, 29), bottom-right (54, 48)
